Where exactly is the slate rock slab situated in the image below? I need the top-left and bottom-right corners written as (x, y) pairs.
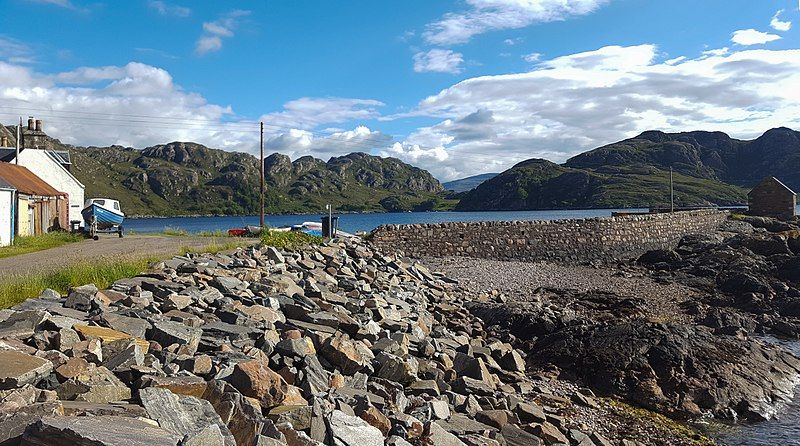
top-left (0, 349), bottom-right (53, 390)
top-left (327, 409), bottom-right (383, 446)
top-left (21, 415), bottom-right (182, 446)
top-left (139, 387), bottom-right (235, 446)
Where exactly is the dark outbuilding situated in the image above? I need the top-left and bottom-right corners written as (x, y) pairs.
top-left (748, 176), bottom-right (796, 220)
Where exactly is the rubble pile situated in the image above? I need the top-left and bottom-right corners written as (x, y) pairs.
top-left (0, 238), bottom-right (620, 446)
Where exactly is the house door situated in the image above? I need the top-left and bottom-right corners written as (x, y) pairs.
top-left (28, 204), bottom-right (34, 235)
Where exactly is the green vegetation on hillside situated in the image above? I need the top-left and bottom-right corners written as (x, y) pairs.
top-left (69, 143), bottom-right (452, 216)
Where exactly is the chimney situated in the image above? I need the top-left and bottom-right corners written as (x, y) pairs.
top-left (27, 117), bottom-right (34, 131)
top-left (0, 136), bottom-right (7, 147)
top-left (35, 119), bottom-right (42, 132)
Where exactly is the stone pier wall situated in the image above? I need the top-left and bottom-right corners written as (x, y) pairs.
top-left (370, 210), bottom-right (728, 262)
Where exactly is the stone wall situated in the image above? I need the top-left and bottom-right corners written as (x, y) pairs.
top-left (370, 210), bottom-right (728, 262)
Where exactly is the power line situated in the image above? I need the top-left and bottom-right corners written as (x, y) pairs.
top-left (0, 110), bottom-right (400, 153)
top-left (0, 103), bottom-right (400, 146)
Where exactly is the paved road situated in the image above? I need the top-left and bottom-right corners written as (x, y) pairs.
top-left (0, 235), bottom-right (256, 277)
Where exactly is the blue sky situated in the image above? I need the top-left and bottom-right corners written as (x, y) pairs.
top-left (1, 0), bottom-right (798, 180)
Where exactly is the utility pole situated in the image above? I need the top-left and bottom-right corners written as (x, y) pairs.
top-left (670, 167), bottom-right (674, 213)
top-left (15, 117), bottom-right (21, 164)
top-left (259, 121), bottom-right (265, 228)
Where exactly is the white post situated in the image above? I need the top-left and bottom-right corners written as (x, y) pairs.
top-left (326, 204), bottom-right (332, 238)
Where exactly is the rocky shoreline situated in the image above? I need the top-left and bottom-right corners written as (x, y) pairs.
top-left (1, 215), bottom-right (799, 445)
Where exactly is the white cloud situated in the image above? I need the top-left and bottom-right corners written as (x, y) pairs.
top-left (195, 10), bottom-right (251, 55)
top-left (413, 49), bottom-right (464, 73)
top-left (266, 126), bottom-right (392, 160)
top-left (522, 52), bottom-right (541, 62)
top-left (424, 0), bottom-right (609, 45)
top-left (771, 9), bottom-right (792, 31)
top-left (385, 45), bottom-right (800, 180)
top-left (262, 97), bottom-right (384, 131)
top-left (701, 47), bottom-right (729, 57)
top-left (0, 60), bottom-right (388, 159)
top-left (504, 37), bottom-right (523, 46)
top-left (731, 29), bottom-right (782, 46)
top-left (0, 37), bottom-right (35, 64)
top-left (26, 0), bottom-right (74, 8)
top-left (148, 0), bottom-right (191, 18)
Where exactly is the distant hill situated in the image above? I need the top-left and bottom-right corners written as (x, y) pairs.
top-left (443, 173), bottom-right (499, 192)
top-left (457, 128), bottom-right (800, 211)
top-left (0, 126), bottom-right (452, 216)
top-left (71, 143), bottom-right (450, 216)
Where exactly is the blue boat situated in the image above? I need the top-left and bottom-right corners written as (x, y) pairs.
top-left (82, 198), bottom-right (125, 238)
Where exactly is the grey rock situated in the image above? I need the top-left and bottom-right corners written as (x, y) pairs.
top-left (0, 349), bottom-right (53, 390)
top-left (64, 284), bottom-right (100, 312)
top-left (22, 415), bottom-right (183, 445)
top-left (140, 387), bottom-right (235, 446)
top-left (150, 321), bottom-right (202, 354)
top-left (326, 410), bottom-right (383, 446)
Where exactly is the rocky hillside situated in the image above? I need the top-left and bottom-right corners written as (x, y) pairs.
top-left (68, 143), bottom-right (447, 216)
top-left (457, 128), bottom-right (800, 211)
top-left (443, 173), bottom-right (499, 192)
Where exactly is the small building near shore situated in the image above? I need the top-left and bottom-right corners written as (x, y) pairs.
top-left (748, 176), bottom-right (796, 220)
top-left (0, 178), bottom-right (14, 246)
top-left (0, 118), bottom-right (85, 227)
top-left (0, 163), bottom-right (68, 237)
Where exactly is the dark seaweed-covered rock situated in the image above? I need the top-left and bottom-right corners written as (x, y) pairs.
top-left (529, 321), bottom-right (800, 421)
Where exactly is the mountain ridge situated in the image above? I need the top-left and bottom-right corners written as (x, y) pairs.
top-left (457, 127), bottom-right (798, 211)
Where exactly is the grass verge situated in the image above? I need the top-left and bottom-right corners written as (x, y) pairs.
top-left (0, 232), bottom-right (85, 259)
top-left (0, 258), bottom-right (155, 309)
top-left (0, 238), bottom-right (257, 309)
top-left (260, 230), bottom-right (323, 249)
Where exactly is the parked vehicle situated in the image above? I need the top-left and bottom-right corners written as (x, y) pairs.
top-left (81, 198), bottom-right (124, 239)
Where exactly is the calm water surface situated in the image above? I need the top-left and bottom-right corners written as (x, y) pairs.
top-left (123, 209), bottom-right (648, 234)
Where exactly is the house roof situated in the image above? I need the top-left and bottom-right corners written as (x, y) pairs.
top-left (748, 176), bottom-right (797, 197)
top-left (0, 177), bottom-right (14, 191)
top-left (0, 148), bottom-right (16, 162)
top-left (0, 163), bottom-right (66, 197)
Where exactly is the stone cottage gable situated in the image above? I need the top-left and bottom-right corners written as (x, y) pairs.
top-left (748, 176), bottom-right (797, 220)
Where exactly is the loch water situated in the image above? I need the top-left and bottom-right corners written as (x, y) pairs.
top-left (123, 209), bottom-right (648, 234)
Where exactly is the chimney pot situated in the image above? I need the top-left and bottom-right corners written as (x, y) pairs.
top-left (35, 119), bottom-right (42, 132)
top-left (1, 136), bottom-right (7, 147)
top-left (27, 117), bottom-right (34, 131)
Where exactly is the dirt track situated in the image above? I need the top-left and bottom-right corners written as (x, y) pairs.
top-left (0, 235), bottom-right (256, 278)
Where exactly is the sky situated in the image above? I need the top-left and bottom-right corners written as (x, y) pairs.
top-left (0, 0), bottom-right (799, 181)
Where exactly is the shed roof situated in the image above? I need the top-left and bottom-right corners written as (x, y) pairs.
top-left (0, 163), bottom-right (66, 197)
top-left (748, 176), bottom-right (796, 197)
top-left (0, 177), bottom-right (14, 191)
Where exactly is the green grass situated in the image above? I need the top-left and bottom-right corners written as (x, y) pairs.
top-left (196, 229), bottom-right (230, 237)
top-left (0, 232), bottom-right (85, 259)
top-left (0, 258), bottom-right (155, 309)
top-left (161, 226), bottom-right (190, 236)
top-left (260, 230), bottom-right (322, 249)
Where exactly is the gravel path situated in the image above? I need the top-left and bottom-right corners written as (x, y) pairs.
top-left (0, 235), bottom-right (256, 277)
top-left (424, 256), bottom-right (700, 320)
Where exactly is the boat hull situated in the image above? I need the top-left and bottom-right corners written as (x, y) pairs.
top-left (81, 203), bottom-right (124, 229)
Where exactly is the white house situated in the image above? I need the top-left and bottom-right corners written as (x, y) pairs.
top-left (1, 118), bottom-right (85, 227)
top-left (0, 178), bottom-right (14, 247)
